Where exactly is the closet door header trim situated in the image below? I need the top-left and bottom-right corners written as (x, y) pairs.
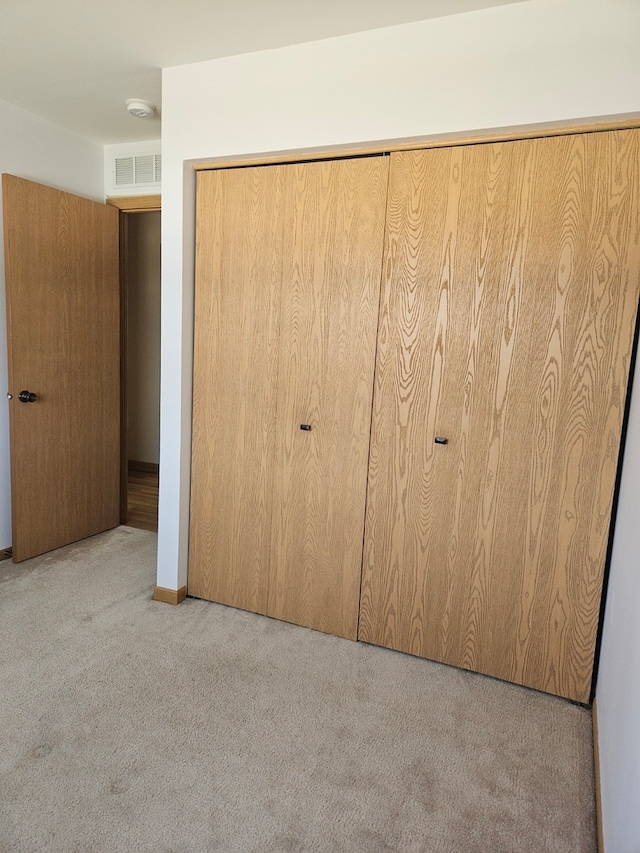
top-left (192, 117), bottom-right (640, 173)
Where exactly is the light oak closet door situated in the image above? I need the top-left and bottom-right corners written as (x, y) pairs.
top-left (359, 131), bottom-right (640, 702)
top-left (268, 157), bottom-right (389, 639)
top-left (189, 166), bottom-right (285, 611)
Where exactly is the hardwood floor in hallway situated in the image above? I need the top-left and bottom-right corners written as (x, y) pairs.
top-left (127, 468), bottom-right (158, 533)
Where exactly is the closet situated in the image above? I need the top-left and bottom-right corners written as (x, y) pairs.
top-left (189, 129), bottom-right (640, 703)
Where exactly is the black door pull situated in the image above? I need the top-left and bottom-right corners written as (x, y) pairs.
top-left (18, 390), bottom-right (37, 403)
top-left (300, 424), bottom-right (312, 431)
top-left (434, 436), bottom-right (448, 445)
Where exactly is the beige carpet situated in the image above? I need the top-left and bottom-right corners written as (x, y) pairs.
top-left (0, 527), bottom-right (596, 852)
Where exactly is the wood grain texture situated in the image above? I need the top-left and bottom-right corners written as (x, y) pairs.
top-left (189, 157), bottom-right (388, 639)
top-left (153, 585), bottom-right (187, 605)
top-left (127, 468), bottom-right (158, 532)
top-left (3, 175), bottom-right (121, 562)
top-left (107, 195), bottom-right (161, 211)
top-left (359, 130), bottom-right (640, 702)
top-left (128, 460), bottom-right (159, 474)
top-left (268, 157), bottom-right (389, 639)
top-left (188, 166), bottom-right (285, 613)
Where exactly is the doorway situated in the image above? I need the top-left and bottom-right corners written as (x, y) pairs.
top-left (119, 205), bottom-right (161, 532)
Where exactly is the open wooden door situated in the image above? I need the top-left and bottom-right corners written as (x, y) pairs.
top-left (2, 175), bottom-right (120, 562)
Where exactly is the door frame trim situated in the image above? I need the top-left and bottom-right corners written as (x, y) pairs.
top-left (107, 194), bottom-right (161, 211)
top-left (114, 198), bottom-right (161, 524)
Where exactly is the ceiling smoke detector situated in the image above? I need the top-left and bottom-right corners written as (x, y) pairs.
top-left (125, 99), bottom-right (156, 118)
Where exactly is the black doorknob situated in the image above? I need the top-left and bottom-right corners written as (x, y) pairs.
top-left (18, 390), bottom-right (37, 403)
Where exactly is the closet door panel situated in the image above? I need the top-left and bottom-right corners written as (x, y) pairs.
top-left (360, 131), bottom-right (640, 702)
top-left (507, 129), bottom-right (640, 700)
top-left (268, 157), bottom-right (389, 639)
top-left (359, 143), bottom-right (515, 664)
top-left (189, 166), bottom-right (285, 612)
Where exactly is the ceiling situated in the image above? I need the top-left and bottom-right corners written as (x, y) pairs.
top-left (0, 0), bottom-right (526, 145)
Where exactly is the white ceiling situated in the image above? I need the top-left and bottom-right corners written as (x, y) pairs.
top-left (0, 0), bottom-right (525, 145)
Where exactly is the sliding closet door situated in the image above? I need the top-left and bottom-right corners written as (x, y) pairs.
top-left (189, 165), bottom-right (285, 612)
top-left (359, 131), bottom-right (640, 702)
top-left (269, 157), bottom-right (389, 639)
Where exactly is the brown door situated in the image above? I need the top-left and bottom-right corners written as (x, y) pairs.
top-left (3, 175), bottom-right (121, 562)
top-left (189, 164), bottom-right (285, 614)
top-left (268, 157), bottom-right (389, 639)
top-left (358, 131), bottom-right (640, 703)
top-left (189, 156), bottom-right (389, 640)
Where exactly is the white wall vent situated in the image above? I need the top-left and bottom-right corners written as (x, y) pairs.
top-left (113, 153), bottom-right (161, 189)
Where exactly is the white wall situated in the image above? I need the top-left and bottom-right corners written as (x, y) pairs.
top-left (0, 98), bottom-right (105, 549)
top-left (160, 2), bottom-right (640, 849)
top-left (126, 211), bottom-right (161, 465)
top-left (596, 350), bottom-right (640, 852)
